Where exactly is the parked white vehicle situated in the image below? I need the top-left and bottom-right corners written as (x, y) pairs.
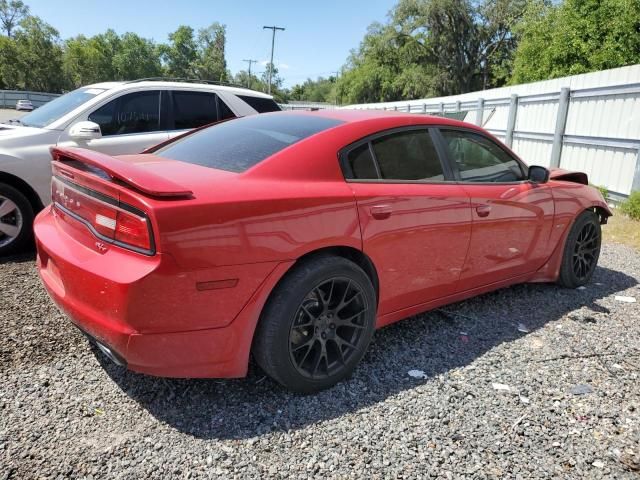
top-left (15, 100), bottom-right (34, 111)
top-left (0, 79), bottom-right (280, 254)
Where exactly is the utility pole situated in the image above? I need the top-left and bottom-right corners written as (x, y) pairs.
top-left (262, 25), bottom-right (285, 95)
top-left (333, 71), bottom-right (340, 106)
top-left (242, 59), bottom-right (258, 89)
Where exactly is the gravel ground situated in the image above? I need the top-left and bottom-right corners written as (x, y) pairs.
top-left (1, 243), bottom-right (639, 479)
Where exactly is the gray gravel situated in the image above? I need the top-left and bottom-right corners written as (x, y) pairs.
top-left (1, 243), bottom-right (639, 479)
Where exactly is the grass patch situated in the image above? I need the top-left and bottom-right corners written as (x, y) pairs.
top-left (603, 213), bottom-right (640, 251)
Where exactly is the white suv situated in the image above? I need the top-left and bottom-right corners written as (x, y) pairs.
top-left (0, 79), bottom-right (280, 254)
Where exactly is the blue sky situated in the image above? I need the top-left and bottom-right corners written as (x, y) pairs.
top-left (26, 0), bottom-right (397, 87)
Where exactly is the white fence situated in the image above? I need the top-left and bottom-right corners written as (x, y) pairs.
top-left (343, 65), bottom-right (640, 199)
top-left (0, 89), bottom-right (60, 108)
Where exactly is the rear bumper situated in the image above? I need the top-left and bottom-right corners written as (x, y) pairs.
top-left (34, 206), bottom-right (289, 378)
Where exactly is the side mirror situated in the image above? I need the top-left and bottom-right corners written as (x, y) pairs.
top-left (69, 121), bottom-right (102, 141)
top-left (528, 165), bottom-right (550, 184)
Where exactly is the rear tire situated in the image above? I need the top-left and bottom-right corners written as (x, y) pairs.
top-left (558, 210), bottom-right (601, 288)
top-left (253, 255), bottom-right (376, 394)
top-left (0, 183), bottom-right (34, 256)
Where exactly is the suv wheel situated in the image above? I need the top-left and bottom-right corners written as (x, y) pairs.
top-left (0, 183), bottom-right (34, 256)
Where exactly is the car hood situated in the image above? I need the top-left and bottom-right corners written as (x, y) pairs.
top-left (0, 124), bottom-right (58, 152)
top-left (0, 123), bottom-right (45, 137)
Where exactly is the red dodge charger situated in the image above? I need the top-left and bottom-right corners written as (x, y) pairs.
top-left (34, 110), bottom-right (611, 393)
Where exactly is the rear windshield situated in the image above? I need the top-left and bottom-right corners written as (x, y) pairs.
top-left (155, 114), bottom-right (343, 173)
top-left (237, 95), bottom-right (281, 113)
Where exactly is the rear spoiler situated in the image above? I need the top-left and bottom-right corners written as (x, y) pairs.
top-left (51, 147), bottom-right (193, 198)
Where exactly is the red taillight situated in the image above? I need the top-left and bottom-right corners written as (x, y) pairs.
top-left (51, 176), bottom-right (154, 254)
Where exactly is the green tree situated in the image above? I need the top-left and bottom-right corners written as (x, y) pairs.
top-left (0, 34), bottom-right (19, 88)
top-left (233, 69), bottom-right (262, 90)
top-left (0, 0), bottom-right (28, 37)
top-left (512, 0), bottom-right (640, 83)
top-left (338, 0), bottom-right (530, 103)
top-left (196, 23), bottom-right (227, 82)
top-left (162, 25), bottom-right (198, 78)
top-left (112, 32), bottom-right (162, 80)
top-left (14, 16), bottom-right (64, 92)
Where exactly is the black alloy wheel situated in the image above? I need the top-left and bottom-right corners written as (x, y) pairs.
top-left (289, 277), bottom-right (368, 379)
top-left (253, 255), bottom-right (376, 393)
top-left (558, 210), bottom-right (602, 288)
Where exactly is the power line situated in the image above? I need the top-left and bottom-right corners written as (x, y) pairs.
top-left (242, 59), bottom-right (258, 89)
top-left (262, 25), bottom-right (285, 95)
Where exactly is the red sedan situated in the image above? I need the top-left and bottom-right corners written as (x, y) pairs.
top-left (34, 110), bottom-right (611, 393)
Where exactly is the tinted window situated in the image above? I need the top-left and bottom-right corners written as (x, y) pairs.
top-left (371, 130), bottom-right (444, 181)
top-left (347, 143), bottom-right (378, 179)
top-left (441, 130), bottom-right (524, 182)
top-left (89, 91), bottom-right (161, 136)
top-left (218, 97), bottom-right (236, 120)
top-left (237, 95), bottom-right (281, 113)
top-left (155, 114), bottom-right (343, 173)
top-left (172, 91), bottom-right (218, 130)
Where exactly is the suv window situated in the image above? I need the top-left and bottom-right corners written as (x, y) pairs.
top-left (172, 91), bottom-right (218, 130)
top-left (155, 114), bottom-right (343, 173)
top-left (237, 95), bottom-right (281, 113)
top-left (89, 91), bottom-right (161, 136)
top-left (441, 130), bottom-right (525, 182)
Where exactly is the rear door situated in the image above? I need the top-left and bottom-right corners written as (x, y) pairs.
top-left (75, 90), bottom-right (169, 155)
top-left (435, 128), bottom-right (554, 289)
top-left (166, 90), bottom-right (236, 140)
top-left (344, 127), bottom-right (472, 317)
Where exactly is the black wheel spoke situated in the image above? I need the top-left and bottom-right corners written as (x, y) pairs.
top-left (288, 276), bottom-right (369, 379)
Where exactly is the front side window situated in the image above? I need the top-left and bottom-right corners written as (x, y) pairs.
top-left (440, 130), bottom-right (525, 182)
top-left (88, 91), bottom-right (161, 136)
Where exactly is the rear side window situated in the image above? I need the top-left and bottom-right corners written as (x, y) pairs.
top-left (237, 95), bottom-right (281, 113)
top-left (372, 130), bottom-right (443, 181)
top-left (440, 130), bottom-right (525, 182)
top-left (172, 91), bottom-right (218, 129)
top-left (89, 91), bottom-right (161, 136)
top-left (347, 143), bottom-right (378, 179)
top-left (345, 129), bottom-right (444, 181)
top-left (155, 114), bottom-right (343, 173)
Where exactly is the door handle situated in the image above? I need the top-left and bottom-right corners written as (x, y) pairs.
top-left (475, 204), bottom-right (492, 217)
top-left (370, 205), bottom-right (393, 220)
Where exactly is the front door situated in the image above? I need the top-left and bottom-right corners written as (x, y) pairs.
top-left (60, 90), bottom-right (169, 155)
top-left (343, 128), bottom-right (472, 317)
top-left (436, 128), bottom-right (555, 289)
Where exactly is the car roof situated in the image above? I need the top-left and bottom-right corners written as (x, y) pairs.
top-left (265, 108), bottom-right (480, 130)
top-left (84, 80), bottom-right (274, 99)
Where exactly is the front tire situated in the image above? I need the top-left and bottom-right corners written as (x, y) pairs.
top-left (253, 255), bottom-right (377, 394)
top-left (558, 210), bottom-right (602, 288)
top-left (0, 183), bottom-right (34, 256)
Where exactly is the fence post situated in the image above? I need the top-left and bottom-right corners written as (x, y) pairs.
top-left (632, 148), bottom-right (640, 193)
top-left (394, 105), bottom-right (397, 111)
top-left (407, 103), bottom-right (411, 113)
top-left (550, 87), bottom-right (570, 169)
top-left (0, 90), bottom-right (4, 109)
top-left (476, 98), bottom-right (484, 126)
top-left (439, 102), bottom-right (444, 116)
top-left (455, 100), bottom-right (461, 113)
top-left (505, 94), bottom-right (519, 148)
top-left (422, 103), bottom-right (427, 114)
